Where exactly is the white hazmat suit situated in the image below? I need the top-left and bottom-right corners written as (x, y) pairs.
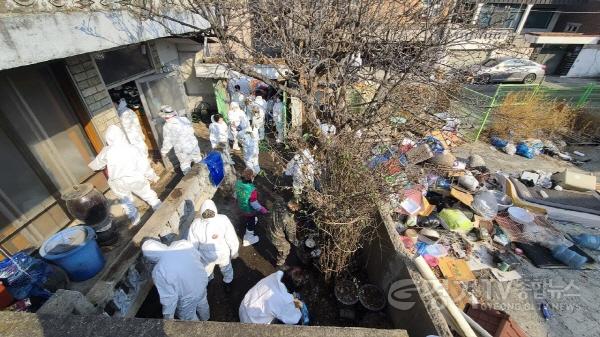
top-left (272, 98), bottom-right (285, 143)
top-left (142, 239), bottom-right (210, 321)
top-left (284, 149), bottom-right (316, 199)
top-left (188, 200), bottom-right (239, 284)
top-left (209, 115), bottom-right (229, 150)
top-left (116, 99), bottom-right (149, 159)
top-left (239, 271), bottom-right (302, 324)
top-left (241, 127), bottom-right (261, 175)
top-left (251, 96), bottom-right (267, 140)
top-left (89, 125), bottom-right (160, 225)
top-left (228, 102), bottom-right (248, 151)
top-left (161, 109), bottom-right (203, 174)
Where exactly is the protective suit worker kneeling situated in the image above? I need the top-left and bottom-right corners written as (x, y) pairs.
top-left (89, 125), bottom-right (160, 226)
top-left (142, 239), bottom-right (210, 321)
top-left (239, 267), bottom-right (308, 324)
top-left (160, 105), bottom-right (203, 174)
top-left (284, 149), bottom-right (316, 201)
top-left (188, 200), bottom-right (239, 291)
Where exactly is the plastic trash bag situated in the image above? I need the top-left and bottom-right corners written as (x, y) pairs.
top-left (201, 151), bottom-right (224, 186)
top-left (490, 136), bottom-right (508, 148)
top-left (438, 209), bottom-right (474, 232)
top-left (422, 136), bottom-right (445, 154)
top-left (0, 252), bottom-right (52, 300)
top-left (516, 142), bottom-right (534, 159)
top-left (472, 190), bottom-right (499, 220)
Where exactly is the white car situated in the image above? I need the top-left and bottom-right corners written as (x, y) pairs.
top-left (472, 57), bottom-right (545, 84)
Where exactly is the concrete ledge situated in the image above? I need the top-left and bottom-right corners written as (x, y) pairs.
top-left (364, 204), bottom-right (452, 337)
top-left (0, 311), bottom-right (407, 337)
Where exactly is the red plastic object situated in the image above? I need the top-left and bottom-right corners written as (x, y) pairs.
top-left (0, 281), bottom-right (14, 309)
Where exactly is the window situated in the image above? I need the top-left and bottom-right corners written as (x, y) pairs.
top-left (482, 58), bottom-right (500, 67)
top-left (479, 4), bottom-right (524, 29)
top-left (524, 9), bottom-right (555, 29)
top-left (564, 22), bottom-right (581, 32)
top-left (95, 44), bottom-right (154, 88)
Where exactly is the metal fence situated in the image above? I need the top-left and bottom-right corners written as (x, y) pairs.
top-left (450, 82), bottom-right (600, 142)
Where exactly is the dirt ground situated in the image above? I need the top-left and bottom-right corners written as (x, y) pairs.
top-left (455, 140), bottom-right (600, 337)
top-left (137, 122), bottom-right (391, 328)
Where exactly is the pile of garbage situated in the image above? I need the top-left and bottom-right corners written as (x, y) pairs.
top-left (367, 131), bottom-right (599, 336)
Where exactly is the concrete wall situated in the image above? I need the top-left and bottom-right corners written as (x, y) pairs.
top-left (553, 1), bottom-right (600, 34)
top-left (0, 311), bottom-right (407, 337)
top-left (363, 205), bottom-right (453, 337)
top-left (567, 45), bottom-right (600, 78)
top-left (0, 9), bottom-right (208, 70)
top-left (65, 54), bottom-right (121, 143)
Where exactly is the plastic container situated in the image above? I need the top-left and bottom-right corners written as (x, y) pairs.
top-left (358, 284), bottom-right (386, 311)
top-left (489, 190), bottom-right (513, 211)
top-left (551, 245), bottom-right (587, 269)
top-left (507, 207), bottom-right (534, 225)
top-left (472, 190), bottom-right (499, 220)
top-left (39, 226), bottom-right (105, 282)
top-left (572, 234), bottom-right (600, 250)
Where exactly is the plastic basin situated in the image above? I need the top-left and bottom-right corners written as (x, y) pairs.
top-left (39, 226), bottom-right (105, 282)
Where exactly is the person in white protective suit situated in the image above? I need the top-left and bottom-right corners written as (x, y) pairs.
top-left (209, 114), bottom-right (229, 150)
top-left (228, 102), bottom-right (248, 151)
top-left (89, 125), bottom-right (160, 226)
top-left (241, 126), bottom-right (261, 175)
top-left (231, 84), bottom-right (246, 111)
top-left (239, 267), bottom-right (307, 324)
top-left (114, 99), bottom-right (150, 159)
top-left (284, 149), bottom-right (316, 200)
top-left (160, 105), bottom-right (203, 174)
top-left (250, 96), bottom-right (267, 140)
top-left (188, 199), bottom-right (239, 291)
top-left (272, 96), bottom-right (285, 143)
top-left (141, 239), bottom-right (210, 321)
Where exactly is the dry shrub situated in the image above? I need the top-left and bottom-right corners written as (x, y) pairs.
top-left (489, 92), bottom-right (579, 139)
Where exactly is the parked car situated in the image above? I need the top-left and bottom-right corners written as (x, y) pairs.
top-left (470, 57), bottom-right (545, 84)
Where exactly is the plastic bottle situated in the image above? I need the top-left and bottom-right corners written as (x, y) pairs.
top-left (572, 234), bottom-right (600, 250)
top-left (551, 245), bottom-right (587, 269)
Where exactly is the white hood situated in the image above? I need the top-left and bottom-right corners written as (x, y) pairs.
top-left (117, 99), bottom-right (128, 114)
top-left (105, 125), bottom-right (128, 146)
top-left (200, 199), bottom-right (218, 216)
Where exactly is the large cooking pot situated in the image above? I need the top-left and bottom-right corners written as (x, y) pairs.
top-left (61, 184), bottom-right (117, 246)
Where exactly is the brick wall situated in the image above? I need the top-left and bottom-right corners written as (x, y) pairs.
top-left (65, 54), bottom-right (121, 143)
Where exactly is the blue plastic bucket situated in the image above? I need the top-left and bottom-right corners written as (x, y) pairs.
top-left (39, 226), bottom-right (105, 282)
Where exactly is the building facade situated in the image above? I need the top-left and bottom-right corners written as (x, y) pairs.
top-left (0, 1), bottom-right (216, 255)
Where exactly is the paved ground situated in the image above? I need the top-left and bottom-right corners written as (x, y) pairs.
top-left (465, 75), bottom-right (600, 97)
top-left (455, 141), bottom-right (600, 337)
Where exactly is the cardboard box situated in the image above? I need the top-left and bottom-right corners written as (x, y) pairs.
top-left (552, 169), bottom-right (597, 191)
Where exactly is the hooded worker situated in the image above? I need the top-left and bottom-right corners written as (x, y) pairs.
top-left (160, 105), bottom-right (203, 174)
top-left (209, 114), bottom-right (229, 150)
top-left (231, 84), bottom-right (246, 111)
top-left (188, 199), bottom-right (239, 290)
top-left (241, 126), bottom-right (261, 175)
top-left (228, 102), bottom-right (248, 151)
top-left (235, 168), bottom-right (268, 246)
top-left (284, 149), bottom-right (316, 200)
top-left (272, 96), bottom-right (285, 143)
top-left (142, 239), bottom-right (210, 321)
top-left (89, 125), bottom-right (160, 226)
top-left (115, 99), bottom-right (150, 160)
top-left (239, 267), bottom-right (307, 324)
top-left (251, 96), bottom-right (267, 140)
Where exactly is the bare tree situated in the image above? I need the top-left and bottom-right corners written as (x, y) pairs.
top-left (128, 0), bottom-right (508, 279)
